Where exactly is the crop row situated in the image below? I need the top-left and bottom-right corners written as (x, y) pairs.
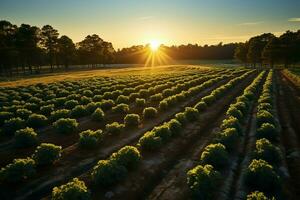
top-left (38, 70), bottom-right (253, 199)
top-left (186, 70), bottom-right (266, 199)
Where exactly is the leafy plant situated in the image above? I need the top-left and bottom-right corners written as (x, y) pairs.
top-left (187, 164), bottom-right (220, 199)
top-left (14, 127), bottom-right (38, 148)
top-left (79, 129), bottom-right (103, 148)
top-left (53, 118), bottom-right (78, 134)
top-left (32, 143), bottom-right (62, 165)
top-left (0, 158), bottom-right (36, 182)
top-left (52, 178), bottom-right (91, 200)
top-left (200, 143), bottom-right (229, 169)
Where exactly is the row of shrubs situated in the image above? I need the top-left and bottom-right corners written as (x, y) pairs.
top-left (0, 73), bottom-right (205, 136)
top-left (0, 143), bottom-right (62, 183)
top-left (244, 70), bottom-right (283, 199)
top-left (186, 70), bottom-right (266, 199)
top-left (0, 71), bottom-right (199, 114)
top-left (138, 70), bottom-right (253, 152)
top-left (49, 145), bottom-right (141, 199)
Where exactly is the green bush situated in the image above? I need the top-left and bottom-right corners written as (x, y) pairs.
top-left (116, 95), bottom-right (129, 104)
top-left (32, 143), bottom-right (62, 165)
top-left (64, 100), bottom-right (79, 109)
top-left (50, 109), bottom-right (70, 122)
top-left (112, 103), bottom-right (130, 114)
top-left (158, 100), bottom-right (168, 111)
top-left (135, 98), bottom-right (146, 107)
top-left (150, 93), bottom-right (163, 102)
top-left (3, 117), bottom-right (26, 135)
top-left (79, 129), bottom-right (103, 148)
top-left (85, 102), bottom-right (98, 113)
top-left (138, 131), bottom-right (162, 150)
top-left (246, 191), bottom-right (274, 200)
top-left (152, 124), bottom-right (171, 142)
top-left (244, 159), bottom-right (280, 192)
top-left (256, 110), bottom-right (275, 127)
top-left (106, 122), bottom-right (124, 135)
top-left (254, 139), bottom-right (282, 166)
top-left (52, 178), bottom-right (91, 200)
top-left (202, 95), bottom-right (216, 106)
top-left (143, 107), bottom-right (158, 119)
top-left (100, 99), bottom-right (115, 111)
top-left (70, 105), bottom-right (88, 118)
top-left (187, 164), bottom-right (220, 199)
top-left (256, 123), bottom-right (278, 141)
top-left (215, 128), bottom-right (238, 151)
top-left (91, 159), bottom-right (127, 187)
top-left (14, 127), bottom-right (38, 148)
top-left (27, 114), bottom-right (48, 128)
top-left (167, 119), bottom-right (182, 136)
top-left (221, 116), bottom-right (242, 135)
top-left (200, 143), bottom-right (228, 169)
top-left (226, 106), bottom-right (243, 120)
top-left (257, 103), bottom-right (273, 113)
top-left (184, 107), bottom-right (199, 122)
top-left (124, 114), bottom-right (140, 128)
top-left (175, 112), bottom-right (187, 125)
top-left (0, 157), bottom-right (36, 182)
top-left (91, 108), bottom-right (105, 122)
top-left (194, 101), bottom-right (207, 112)
top-left (16, 108), bottom-right (32, 120)
top-left (40, 104), bottom-right (55, 116)
top-left (80, 96), bottom-right (92, 105)
top-left (110, 146), bottom-right (141, 169)
top-left (0, 111), bottom-right (14, 126)
top-left (53, 118), bottom-right (78, 134)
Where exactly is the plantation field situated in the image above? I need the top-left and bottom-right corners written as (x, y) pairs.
top-left (0, 66), bottom-right (299, 200)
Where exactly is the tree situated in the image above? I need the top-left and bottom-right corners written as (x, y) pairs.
top-left (57, 35), bottom-right (76, 70)
top-left (41, 25), bottom-right (59, 71)
top-left (247, 33), bottom-right (275, 67)
top-left (15, 24), bottom-right (42, 74)
top-left (0, 20), bottom-right (18, 75)
top-left (262, 37), bottom-right (281, 68)
top-left (234, 42), bottom-right (248, 64)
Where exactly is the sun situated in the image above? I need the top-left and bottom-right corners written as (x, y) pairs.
top-left (150, 40), bottom-right (160, 51)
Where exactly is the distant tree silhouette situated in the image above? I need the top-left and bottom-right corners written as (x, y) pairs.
top-left (41, 25), bottom-right (59, 71)
top-left (57, 35), bottom-right (76, 70)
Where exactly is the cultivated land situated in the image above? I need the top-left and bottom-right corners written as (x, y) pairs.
top-left (0, 65), bottom-right (299, 200)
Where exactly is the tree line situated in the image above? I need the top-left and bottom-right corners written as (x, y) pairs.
top-left (0, 20), bottom-right (115, 76)
top-left (234, 30), bottom-right (300, 68)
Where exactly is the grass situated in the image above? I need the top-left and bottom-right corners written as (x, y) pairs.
top-left (0, 65), bottom-right (207, 87)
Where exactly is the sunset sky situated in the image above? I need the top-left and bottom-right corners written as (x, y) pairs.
top-left (1, 0), bottom-right (300, 49)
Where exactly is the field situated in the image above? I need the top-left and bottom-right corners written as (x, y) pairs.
top-left (0, 65), bottom-right (299, 200)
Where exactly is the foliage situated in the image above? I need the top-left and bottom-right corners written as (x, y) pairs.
top-left (0, 158), bottom-right (36, 182)
top-left (143, 107), bottom-right (158, 119)
top-left (91, 160), bottom-right (127, 187)
top-left (246, 191), bottom-right (275, 200)
top-left (124, 114), bottom-right (140, 128)
top-left (14, 127), bottom-right (38, 148)
top-left (27, 114), bottom-right (48, 128)
top-left (244, 159), bottom-right (280, 192)
top-left (184, 107), bottom-right (199, 121)
top-left (256, 123), bottom-right (278, 141)
top-left (105, 122), bottom-right (124, 135)
top-left (110, 146), bottom-right (141, 169)
top-left (32, 143), bottom-right (62, 165)
top-left (215, 128), bottom-right (238, 151)
top-left (3, 117), bottom-right (26, 135)
top-left (187, 164), bottom-right (220, 199)
top-left (53, 118), bottom-right (78, 134)
top-left (200, 143), bottom-right (229, 169)
top-left (79, 129), bottom-right (103, 148)
top-left (253, 139), bottom-right (282, 166)
top-left (91, 108), bottom-right (105, 122)
top-left (52, 178), bottom-right (91, 200)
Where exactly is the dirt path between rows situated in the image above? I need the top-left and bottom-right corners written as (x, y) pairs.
top-left (277, 71), bottom-right (300, 199)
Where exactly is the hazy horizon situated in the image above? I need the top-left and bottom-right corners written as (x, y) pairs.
top-left (1, 0), bottom-right (300, 49)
